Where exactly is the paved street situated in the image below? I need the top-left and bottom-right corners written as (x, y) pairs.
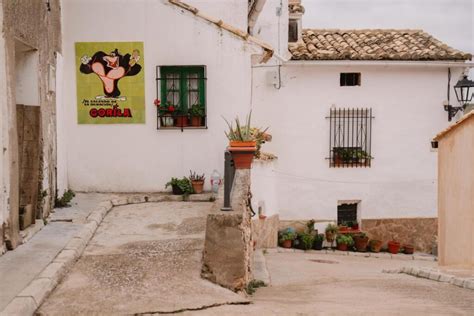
top-left (188, 252), bottom-right (474, 315)
top-left (37, 202), bottom-right (248, 315)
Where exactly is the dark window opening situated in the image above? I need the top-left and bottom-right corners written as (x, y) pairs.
top-left (288, 19), bottom-right (298, 42)
top-left (340, 73), bottom-right (361, 86)
top-left (327, 108), bottom-right (374, 168)
top-left (156, 66), bottom-right (207, 130)
top-left (337, 203), bottom-right (358, 225)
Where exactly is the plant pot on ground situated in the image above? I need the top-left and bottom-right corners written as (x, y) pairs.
top-left (387, 240), bottom-right (401, 254)
top-left (403, 244), bottom-right (415, 254)
top-left (165, 177), bottom-right (193, 195)
top-left (313, 234), bottom-right (325, 250)
top-left (297, 232), bottom-right (314, 250)
top-left (353, 232), bottom-right (369, 252)
top-left (279, 231), bottom-right (296, 248)
top-left (325, 223), bottom-right (338, 244)
top-left (189, 170), bottom-right (205, 194)
top-left (369, 239), bottom-right (383, 253)
top-left (336, 234), bottom-right (354, 251)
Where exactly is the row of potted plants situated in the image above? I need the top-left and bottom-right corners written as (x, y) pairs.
top-left (154, 99), bottom-right (205, 127)
top-left (165, 170), bottom-right (206, 195)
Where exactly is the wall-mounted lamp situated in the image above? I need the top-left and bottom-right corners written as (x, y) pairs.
top-left (444, 75), bottom-right (474, 121)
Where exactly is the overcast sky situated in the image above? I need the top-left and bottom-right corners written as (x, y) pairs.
top-left (302, 0), bottom-right (473, 55)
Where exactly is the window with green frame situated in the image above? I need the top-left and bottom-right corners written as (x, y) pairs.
top-left (157, 66), bottom-right (206, 129)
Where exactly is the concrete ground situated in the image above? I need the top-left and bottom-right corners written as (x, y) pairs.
top-left (37, 202), bottom-right (248, 315)
top-left (0, 193), bottom-right (116, 311)
top-left (187, 252), bottom-right (474, 315)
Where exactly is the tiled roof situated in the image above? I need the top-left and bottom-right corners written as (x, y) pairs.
top-left (289, 29), bottom-right (472, 61)
top-left (289, 3), bottom-right (305, 14)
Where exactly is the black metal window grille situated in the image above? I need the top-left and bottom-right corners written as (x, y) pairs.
top-left (337, 203), bottom-right (358, 225)
top-left (288, 19), bottom-right (298, 42)
top-left (156, 66), bottom-right (207, 131)
top-left (327, 108), bottom-right (374, 168)
top-left (340, 73), bottom-right (361, 86)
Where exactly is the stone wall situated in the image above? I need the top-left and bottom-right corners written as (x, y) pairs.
top-left (1, 0), bottom-right (61, 250)
top-left (362, 218), bottom-right (437, 253)
top-left (202, 170), bottom-right (253, 291)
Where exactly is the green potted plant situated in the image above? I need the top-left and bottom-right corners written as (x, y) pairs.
top-left (353, 232), bottom-right (369, 252)
top-left (306, 219), bottom-right (316, 234)
top-left (224, 112), bottom-right (257, 169)
top-left (325, 223), bottom-right (338, 243)
top-left (188, 104), bottom-right (205, 127)
top-left (313, 233), bottom-right (325, 250)
top-left (336, 235), bottom-right (354, 251)
top-left (165, 177), bottom-right (193, 195)
top-left (295, 232), bottom-right (314, 250)
top-left (338, 222), bottom-right (350, 232)
top-left (279, 231), bottom-right (296, 248)
top-left (403, 244), bottom-right (415, 254)
top-left (189, 170), bottom-right (205, 194)
top-left (369, 239), bottom-right (383, 253)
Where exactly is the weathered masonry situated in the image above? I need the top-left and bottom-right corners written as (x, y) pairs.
top-left (0, 0), bottom-right (61, 252)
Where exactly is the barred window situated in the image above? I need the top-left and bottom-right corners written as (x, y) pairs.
top-left (340, 73), bottom-right (361, 86)
top-left (327, 108), bottom-right (374, 168)
top-left (156, 66), bottom-right (206, 130)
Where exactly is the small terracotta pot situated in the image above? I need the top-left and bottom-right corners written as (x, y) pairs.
top-left (403, 244), bottom-right (415, 254)
top-left (228, 146), bottom-right (256, 169)
top-left (352, 223), bottom-right (359, 230)
top-left (354, 236), bottom-right (369, 252)
top-left (336, 243), bottom-right (348, 251)
top-left (190, 116), bottom-right (202, 127)
top-left (191, 180), bottom-right (204, 194)
top-left (281, 240), bottom-right (292, 248)
top-left (175, 116), bottom-right (188, 127)
top-left (338, 226), bottom-right (349, 232)
top-left (387, 241), bottom-right (401, 254)
top-left (369, 239), bottom-right (383, 253)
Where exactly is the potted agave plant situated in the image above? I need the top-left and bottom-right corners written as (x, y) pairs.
top-left (189, 170), bottom-right (205, 194)
top-left (224, 112), bottom-right (257, 169)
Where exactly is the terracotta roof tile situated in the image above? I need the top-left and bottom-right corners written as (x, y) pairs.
top-left (289, 29), bottom-right (472, 61)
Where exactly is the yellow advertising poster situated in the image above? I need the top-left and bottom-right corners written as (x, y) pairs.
top-left (75, 42), bottom-right (145, 124)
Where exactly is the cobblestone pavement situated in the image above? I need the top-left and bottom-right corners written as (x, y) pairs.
top-left (186, 252), bottom-right (474, 315)
top-left (37, 202), bottom-right (248, 315)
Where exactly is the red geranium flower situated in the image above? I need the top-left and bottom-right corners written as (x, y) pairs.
top-left (154, 99), bottom-right (161, 106)
top-left (168, 105), bottom-right (175, 112)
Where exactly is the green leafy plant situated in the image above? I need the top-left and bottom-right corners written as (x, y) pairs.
top-left (355, 232), bottom-right (367, 239)
top-left (245, 279), bottom-right (266, 295)
top-left (306, 219), bottom-right (316, 233)
top-left (333, 147), bottom-right (370, 163)
top-left (279, 231), bottom-right (296, 243)
top-left (223, 112), bottom-right (253, 141)
top-left (314, 233), bottom-right (325, 242)
top-left (325, 223), bottom-right (338, 234)
top-left (189, 170), bottom-right (205, 182)
top-left (55, 189), bottom-right (75, 208)
top-left (188, 104), bottom-right (205, 117)
top-left (298, 232), bottom-right (314, 250)
top-left (250, 127), bottom-right (270, 158)
top-left (165, 177), bottom-right (193, 195)
top-left (336, 234), bottom-right (354, 246)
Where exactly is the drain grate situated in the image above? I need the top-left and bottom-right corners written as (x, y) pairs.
top-left (309, 259), bottom-right (339, 264)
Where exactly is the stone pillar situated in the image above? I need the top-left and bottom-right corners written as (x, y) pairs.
top-left (201, 169), bottom-right (253, 291)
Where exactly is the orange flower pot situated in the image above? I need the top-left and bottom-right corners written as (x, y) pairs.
top-left (387, 241), bottom-right (401, 254)
top-left (229, 140), bottom-right (257, 147)
top-left (191, 180), bottom-right (204, 194)
top-left (228, 146), bottom-right (256, 169)
top-left (190, 116), bottom-right (202, 127)
top-left (175, 116), bottom-right (188, 127)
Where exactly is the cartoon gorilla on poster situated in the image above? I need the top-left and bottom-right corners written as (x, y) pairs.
top-left (80, 48), bottom-right (141, 98)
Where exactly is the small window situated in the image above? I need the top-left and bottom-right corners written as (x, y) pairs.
top-left (288, 19), bottom-right (298, 43)
top-left (327, 108), bottom-right (374, 167)
top-left (340, 73), bottom-right (361, 86)
top-left (337, 203), bottom-right (358, 225)
top-left (157, 66), bottom-right (206, 130)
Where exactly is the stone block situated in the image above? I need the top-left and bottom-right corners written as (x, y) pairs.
top-left (53, 249), bottom-right (77, 264)
top-left (98, 200), bottom-right (113, 210)
top-left (111, 197), bottom-right (129, 206)
top-left (38, 262), bottom-right (67, 284)
top-left (1, 297), bottom-right (37, 316)
top-left (417, 269), bottom-right (430, 278)
top-left (438, 274), bottom-right (454, 283)
top-left (65, 237), bottom-right (86, 254)
top-left (84, 221), bottom-right (98, 234)
top-left (410, 267), bottom-right (420, 276)
top-left (87, 211), bottom-right (103, 225)
top-left (463, 279), bottom-right (474, 290)
top-left (128, 195), bottom-right (147, 204)
top-left (74, 227), bottom-right (94, 242)
top-left (18, 278), bottom-right (56, 306)
top-left (147, 195), bottom-right (166, 203)
top-left (451, 277), bottom-right (465, 287)
top-left (188, 193), bottom-right (212, 202)
top-left (428, 272), bottom-right (441, 281)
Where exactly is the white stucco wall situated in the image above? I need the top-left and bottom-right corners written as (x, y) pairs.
top-left (62, 0), bottom-right (256, 192)
top-left (0, 7), bottom-right (7, 227)
top-left (251, 64), bottom-right (463, 220)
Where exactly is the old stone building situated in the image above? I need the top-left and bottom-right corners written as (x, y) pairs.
top-left (0, 0), bottom-right (61, 252)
